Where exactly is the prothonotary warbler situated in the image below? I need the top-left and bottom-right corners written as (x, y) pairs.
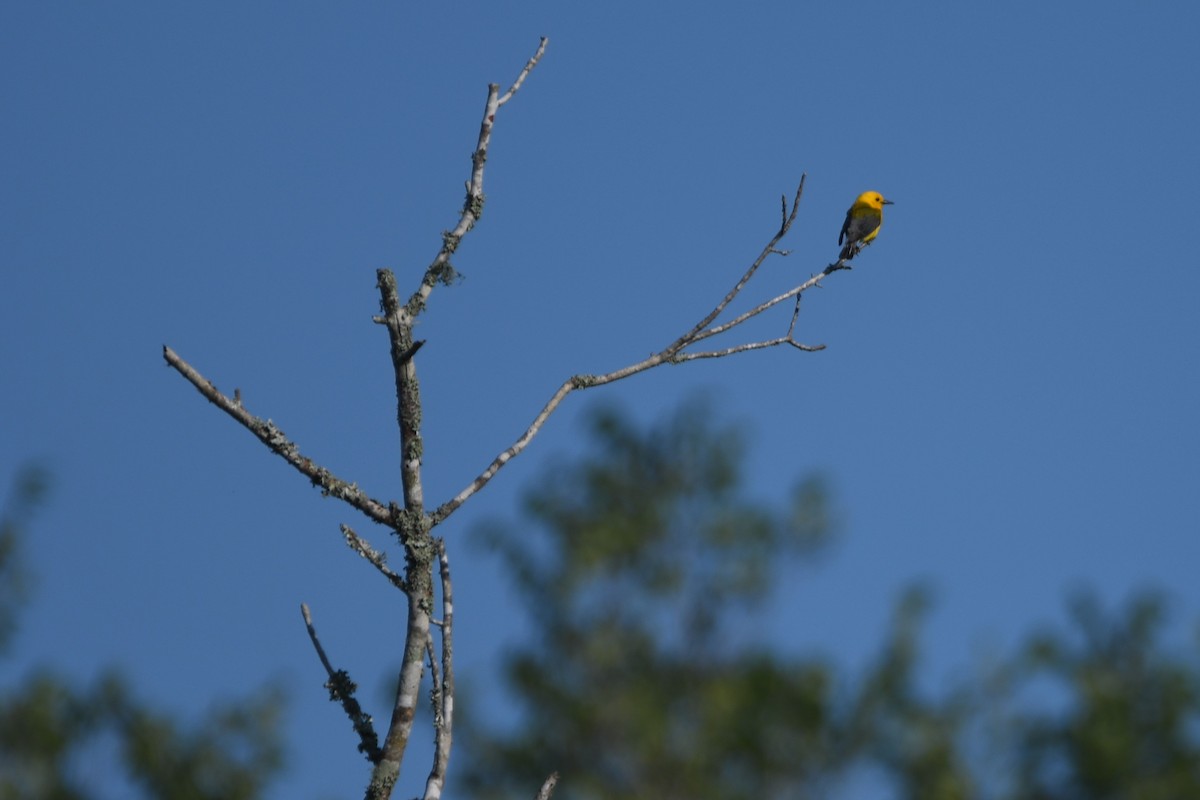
top-left (838, 191), bottom-right (893, 261)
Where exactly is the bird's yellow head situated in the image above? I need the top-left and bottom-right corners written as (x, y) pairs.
top-left (855, 191), bottom-right (893, 211)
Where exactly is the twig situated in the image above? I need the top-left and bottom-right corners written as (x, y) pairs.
top-left (788, 294), bottom-right (803, 337)
top-left (430, 175), bottom-right (834, 526)
top-left (535, 772), bottom-right (560, 800)
top-left (665, 175), bottom-right (806, 355)
top-left (422, 538), bottom-right (455, 800)
top-left (437, 538), bottom-right (454, 731)
top-left (162, 346), bottom-right (392, 526)
top-left (401, 37), bottom-right (550, 320)
top-left (397, 340), bottom-right (426, 365)
top-left (690, 266), bottom-right (835, 345)
top-left (669, 337), bottom-right (825, 361)
top-left (300, 603), bottom-right (383, 764)
top-left (498, 36), bottom-right (549, 106)
top-left (425, 633), bottom-right (441, 724)
top-left (342, 524), bottom-right (405, 590)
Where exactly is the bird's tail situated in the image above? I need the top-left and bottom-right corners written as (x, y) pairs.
top-left (839, 243), bottom-right (857, 261)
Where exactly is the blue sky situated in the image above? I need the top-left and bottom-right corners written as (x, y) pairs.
top-left (3, 3), bottom-right (1200, 797)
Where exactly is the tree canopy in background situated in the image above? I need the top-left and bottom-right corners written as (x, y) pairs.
top-left (5, 400), bottom-right (1200, 799)
top-left (459, 400), bottom-right (1200, 800)
top-left (0, 468), bottom-right (285, 800)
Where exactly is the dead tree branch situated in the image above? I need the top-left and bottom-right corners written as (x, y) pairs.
top-left (165, 38), bottom-right (548, 800)
top-left (422, 538), bottom-right (455, 800)
top-left (398, 36), bottom-right (548, 321)
top-left (367, 38), bottom-right (548, 800)
top-left (162, 346), bottom-right (391, 526)
top-left (301, 603), bottom-right (383, 764)
top-left (164, 33), bottom-right (859, 800)
top-left (535, 772), bottom-right (561, 800)
top-left (431, 174), bottom-right (846, 526)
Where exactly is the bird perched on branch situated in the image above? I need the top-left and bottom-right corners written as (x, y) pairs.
top-left (838, 191), bottom-right (893, 261)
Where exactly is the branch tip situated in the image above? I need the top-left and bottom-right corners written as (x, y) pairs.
top-left (301, 602), bottom-right (383, 765)
top-left (535, 772), bottom-right (561, 800)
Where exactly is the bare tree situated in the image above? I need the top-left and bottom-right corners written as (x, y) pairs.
top-left (163, 37), bottom-right (851, 800)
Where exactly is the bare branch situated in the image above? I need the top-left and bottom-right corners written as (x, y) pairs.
top-left (404, 36), bottom-right (550, 320)
top-left (431, 342), bottom-right (697, 524)
top-left (665, 175), bottom-right (806, 355)
top-left (301, 603), bottom-right (383, 764)
top-left (535, 772), bottom-right (561, 800)
top-left (342, 524), bottom-right (405, 591)
top-left (166, 38), bottom-right (551, 800)
top-left (438, 538), bottom-right (455, 725)
top-left (370, 271), bottom-right (434, 799)
top-left (432, 376), bottom-right (578, 523)
top-left (670, 337), bottom-right (825, 361)
top-left (370, 40), bottom-right (549, 799)
top-left (691, 266), bottom-right (835, 345)
top-left (424, 633), bottom-right (441, 724)
top-left (787, 294), bottom-right (803, 338)
top-left (431, 176), bottom-right (840, 527)
top-left (396, 339), bottom-right (426, 365)
top-left (498, 36), bottom-right (549, 106)
top-left (162, 346), bottom-right (392, 526)
top-left (377, 270), bottom-right (428, 514)
top-left (422, 538), bottom-right (455, 800)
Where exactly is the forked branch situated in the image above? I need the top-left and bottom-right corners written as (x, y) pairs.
top-left (431, 174), bottom-right (846, 526)
top-left (365, 42), bottom-right (549, 800)
top-left (401, 36), bottom-right (549, 322)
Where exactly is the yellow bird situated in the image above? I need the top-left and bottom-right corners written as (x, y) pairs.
top-left (838, 191), bottom-right (893, 261)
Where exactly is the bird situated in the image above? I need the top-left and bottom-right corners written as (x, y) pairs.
top-left (838, 191), bottom-right (893, 261)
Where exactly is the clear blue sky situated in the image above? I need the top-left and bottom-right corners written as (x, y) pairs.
top-left (4, 3), bottom-right (1199, 798)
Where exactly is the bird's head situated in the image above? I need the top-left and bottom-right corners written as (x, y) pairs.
top-left (857, 191), bottom-right (893, 210)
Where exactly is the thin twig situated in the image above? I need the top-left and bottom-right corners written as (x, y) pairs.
top-left (422, 538), bottom-right (455, 800)
top-left (438, 539), bottom-right (454, 733)
top-left (498, 36), bottom-right (549, 105)
top-left (300, 603), bottom-right (337, 677)
top-left (397, 339), bottom-right (426, 365)
top-left (670, 337), bottom-right (825, 361)
top-left (431, 376), bottom-right (577, 523)
top-left (691, 266), bottom-right (835, 345)
top-left (425, 633), bottom-right (441, 724)
top-left (431, 176), bottom-right (832, 527)
top-left (535, 772), bottom-right (560, 800)
top-left (788, 295), bottom-right (803, 338)
top-left (300, 603), bottom-right (383, 764)
top-left (163, 346), bottom-right (392, 526)
top-left (665, 175), bottom-right (806, 355)
top-left (402, 38), bottom-right (550, 320)
top-left (342, 524), bottom-right (405, 590)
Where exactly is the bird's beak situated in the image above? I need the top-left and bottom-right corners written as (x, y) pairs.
top-left (883, 199), bottom-right (894, 205)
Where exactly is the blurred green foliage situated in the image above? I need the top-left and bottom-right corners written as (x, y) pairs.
top-left (4, 398), bottom-right (1199, 799)
top-left (0, 466), bottom-right (285, 800)
top-left (459, 401), bottom-right (1200, 800)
